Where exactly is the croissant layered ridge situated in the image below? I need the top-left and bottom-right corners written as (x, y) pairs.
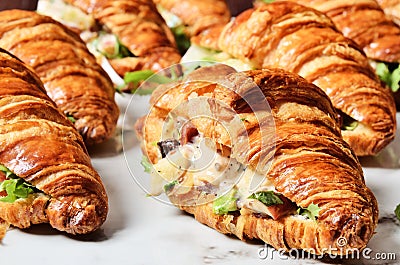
top-left (284, 0), bottom-right (400, 63)
top-left (0, 9), bottom-right (119, 145)
top-left (64, 0), bottom-right (181, 75)
top-left (219, 2), bottom-right (396, 156)
top-left (0, 48), bottom-right (108, 235)
top-left (136, 65), bottom-right (378, 255)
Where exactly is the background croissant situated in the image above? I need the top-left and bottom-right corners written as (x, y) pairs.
top-left (283, 0), bottom-right (400, 63)
top-left (377, 0), bottom-right (400, 27)
top-left (283, 0), bottom-right (400, 110)
top-left (136, 65), bottom-right (378, 255)
top-left (0, 9), bottom-right (119, 146)
top-left (63, 0), bottom-right (182, 79)
top-left (153, 0), bottom-right (231, 50)
top-left (0, 48), bottom-right (108, 237)
top-left (218, 1), bottom-right (396, 156)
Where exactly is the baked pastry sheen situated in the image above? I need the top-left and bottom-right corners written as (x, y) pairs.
top-left (0, 9), bottom-right (119, 145)
top-left (0, 48), bottom-right (108, 235)
top-left (286, 0), bottom-right (400, 63)
top-left (136, 65), bottom-right (378, 255)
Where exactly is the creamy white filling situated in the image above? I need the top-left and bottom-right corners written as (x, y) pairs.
top-left (37, 0), bottom-right (94, 31)
top-left (150, 133), bottom-right (278, 216)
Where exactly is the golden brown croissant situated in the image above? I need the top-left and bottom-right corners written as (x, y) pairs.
top-left (153, 0), bottom-right (231, 50)
top-left (280, 1), bottom-right (400, 110)
top-left (377, 0), bottom-right (400, 26)
top-left (282, 0), bottom-right (400, 63)
top-left (0, 48), bottom-right (108, 238)
top-left (62, 0), bottom-right (181, 77)
top-left (135, 64), bottom-right (378, 255)
top-left (218, 1), bottom-right (396, 156)
top-left (0, 9), bottom-right (119, 146)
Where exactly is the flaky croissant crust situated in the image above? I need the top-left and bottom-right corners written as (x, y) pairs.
top-left (0, 48), bottom-right (108, 235)
top-left (136, 65), bottom-right (378, 255)
top-left (218, 2), bottom-right (396, 156)
top-left (0, 9), bottom-right (119, 145)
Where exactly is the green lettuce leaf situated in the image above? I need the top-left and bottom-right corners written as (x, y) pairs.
top-left (391, 67), bottom-right (400, 92)
top-left (0, 164), bottom-right (14, 178)
top-left (343, 120), bottom-right (359, 131)
top-left (140, 155), bottom-right (153, 173)
top-left (124, 70), bottom-right (157, 83)
top-left (66, 113), bottom-right (76, 123)
top-left (122, 70), bottom-right (176, 94)
top-left (122, 62), bottom-right (219, 94)
top-left (213, 188), bottom-right (238, 215)
top-left (117, 42), bottom-right (133, 59)
top-left (395, 204), bottom-right (400, 221)
top-left (297, 203), bottom-right (321, 221)
top-left (0, 165), bottom-right (36, 203)
top-left (171, 25), bottom-right (191, 54)
top-left (375, 62), bottom-right (400, 92)
top-left (248, 191), bottom-right (283, 206)
top-left (340, 111), bottom-right (359, 131)
top-left (94, 33), bottom-right (133, 59)
top-left (164, 180), bottom-right (179, 193)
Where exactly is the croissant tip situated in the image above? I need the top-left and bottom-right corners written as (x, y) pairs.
top-left (67, 204), bottom-right (108, 235)
top-left (46, 198), bottom-right (108, 235)
top-left (319, 207), bottom-right (378, 253)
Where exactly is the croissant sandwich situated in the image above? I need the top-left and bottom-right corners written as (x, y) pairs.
top-left (0, 48), bottom-right (108, 239)
top-left (37, 0), bottom-right (182, 91)
top-left (281, 0), bottom-right (400, 108)
top-left (135, 64), bottom-right (378, 256)
top-left (153, 0), bottom-right (231, 51)
top-left (280, 0), bottom-right (400, 63)
top-left (0, 9), bottom-right (119, 145)
top-left (182, 1), bottom-right (396, 156)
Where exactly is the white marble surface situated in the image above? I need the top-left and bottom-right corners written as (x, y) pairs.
top-left (0, 94), bottom-right (399, 265)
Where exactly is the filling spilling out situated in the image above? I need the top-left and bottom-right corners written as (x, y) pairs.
top-left (37, 0), bottom-right (130, 61)
top-left (36, 0), bottom-right (193, 93)
top-left (142, 115), bottom-right (320, 221)
top-left (372, 61), bottom-right (400, 94)
top-left (0, 165), bottom-right (41, 203)
top-left (36, 0), bottom-right (159, 92)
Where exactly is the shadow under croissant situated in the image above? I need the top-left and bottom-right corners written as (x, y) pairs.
top-left (16, 223), bottom-right (109, 242)
top-left (178, 211), bottom-right (374, 263)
